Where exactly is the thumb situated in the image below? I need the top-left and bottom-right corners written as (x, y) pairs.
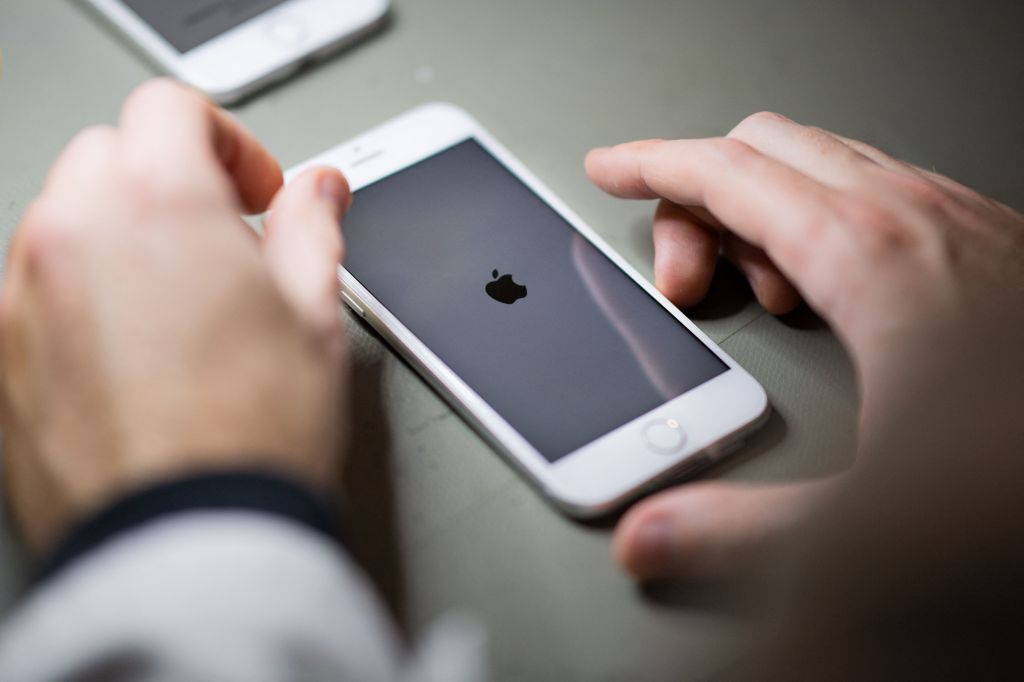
top-left (262, 167), bottom-right (351, 331)
top-left (614, 477), bottom-right (839, 581)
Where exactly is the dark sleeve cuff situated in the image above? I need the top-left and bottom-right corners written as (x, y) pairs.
top-left (37, 470), bottom-right (343, 584)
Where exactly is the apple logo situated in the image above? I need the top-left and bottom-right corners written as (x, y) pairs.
top-left (485, 269), bottom-right (528, 304)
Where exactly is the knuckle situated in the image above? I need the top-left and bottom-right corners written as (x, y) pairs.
top-left (628, 138), bottom-right (668, 152)
top-left (124, 77), bottom-right (196, 113)
top-left (120, 165), bottom-right (163, 206)
top-left (840, 198), bottom-right (887, 230)
top-left (890, 173), bottom-right (951, 210)
top-left (65, 124), bottom-right (117, 152)
top-left (769, 230), bottom-right (811, 279)
top-left (44, 126), bottom-right (119, 191)
top-left (801, 210), bottom-right (833, 245)
top-left (767, 208), bottom-right (835, 280)
top-left (710, 137), bottom-right (756, 165)
top-left (750, 110), bottom-right (789, 124)
top-left (842, 199), bottom-right (915, 254)
top-left (118, 158), bottom-right (192, 210)
top-left (17, 201), bottom-right (76, 278)
top-left (849, 138), bottom-right (888, 161)
top-left (729, 111), bottom-right (793, 143)
top-left (733, 110), bottom-right (788, 135)
top-left (799, 126), bottom-right (838, 156)
top-left (21, 201), bottom-right (70, 241)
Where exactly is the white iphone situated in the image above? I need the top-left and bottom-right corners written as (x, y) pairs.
top-left (86, 0), bottom-right (389, 104)
top-left (288, 104), bottom-right (770, 517)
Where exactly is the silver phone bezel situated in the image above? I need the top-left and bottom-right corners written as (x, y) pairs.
top-left (286, 103), bottom-right (770, 517)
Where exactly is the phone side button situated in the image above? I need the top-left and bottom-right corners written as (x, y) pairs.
top-left (643, 419), bottom-right (687, 454)
top-left (341, 290), bottom-right (365, 317)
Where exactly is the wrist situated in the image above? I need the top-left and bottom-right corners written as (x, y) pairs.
top-left (36, 469), bottom-right (343, 584)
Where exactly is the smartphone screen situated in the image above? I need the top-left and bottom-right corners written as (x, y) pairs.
top-left (343, 139), bottom-right (727, 462)
top-left (122, 0), bottom-right (290, 53)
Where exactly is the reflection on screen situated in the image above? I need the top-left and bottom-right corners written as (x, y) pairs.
top-left (343, 140), bottom-right (727, 462)
top-left (124, 0), bottom-right (289, 53)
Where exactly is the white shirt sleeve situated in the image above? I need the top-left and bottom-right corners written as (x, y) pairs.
top-left (0, 512), bottom-right (485, 682)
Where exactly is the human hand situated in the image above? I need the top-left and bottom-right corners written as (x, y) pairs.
top-left (1, 79), bottom-right (351, 553)
top-left (585, 112), bottom-right (1024, 580)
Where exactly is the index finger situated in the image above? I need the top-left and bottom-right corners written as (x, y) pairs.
top-left (585, 138), bottom-right (840, 283)
top-left (118, 79), bottom-right (282, 214)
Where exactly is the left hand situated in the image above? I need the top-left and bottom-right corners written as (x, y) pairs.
top-left (0, 79), bottom-right (352, 553)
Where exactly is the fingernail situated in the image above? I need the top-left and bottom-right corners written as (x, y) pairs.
top-left (318, 172), bottom-right (349, 215)
top-left (632, 517), bottom-right (675, 571)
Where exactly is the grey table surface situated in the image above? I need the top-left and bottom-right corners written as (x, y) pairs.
top-left (1, 1), bottom-right (1022, 680)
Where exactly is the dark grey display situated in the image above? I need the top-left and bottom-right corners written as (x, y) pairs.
top-left (343, 139), bottom-right (727, 462)
top-left (124, 0), bottom-right (289, 52)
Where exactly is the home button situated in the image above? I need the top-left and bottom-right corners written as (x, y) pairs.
top-left (265, 16), bottom-right (308, 46)
top-left (643, 418), bottom-right (686, 454)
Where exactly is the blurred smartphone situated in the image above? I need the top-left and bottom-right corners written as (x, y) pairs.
top-left (288, 104), bottom-right (769, 517)
top-left (87, 0), bottom-right (389, 104)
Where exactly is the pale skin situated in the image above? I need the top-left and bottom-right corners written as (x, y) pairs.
top-left (587, 112), bottom-right (1024, 580)
top-left (1, 79), bottom-right (351, 552)
top-left (3, 81), bottom-right (1023, 586)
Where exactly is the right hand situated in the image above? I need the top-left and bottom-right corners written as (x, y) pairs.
top-left (585, 112), bottom-right (1024, 580)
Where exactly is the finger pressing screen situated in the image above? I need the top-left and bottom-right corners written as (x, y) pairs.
top-left (652, 199), bottom-right (719, 308)
top-left (585, 138), bottom-right (840, 291)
